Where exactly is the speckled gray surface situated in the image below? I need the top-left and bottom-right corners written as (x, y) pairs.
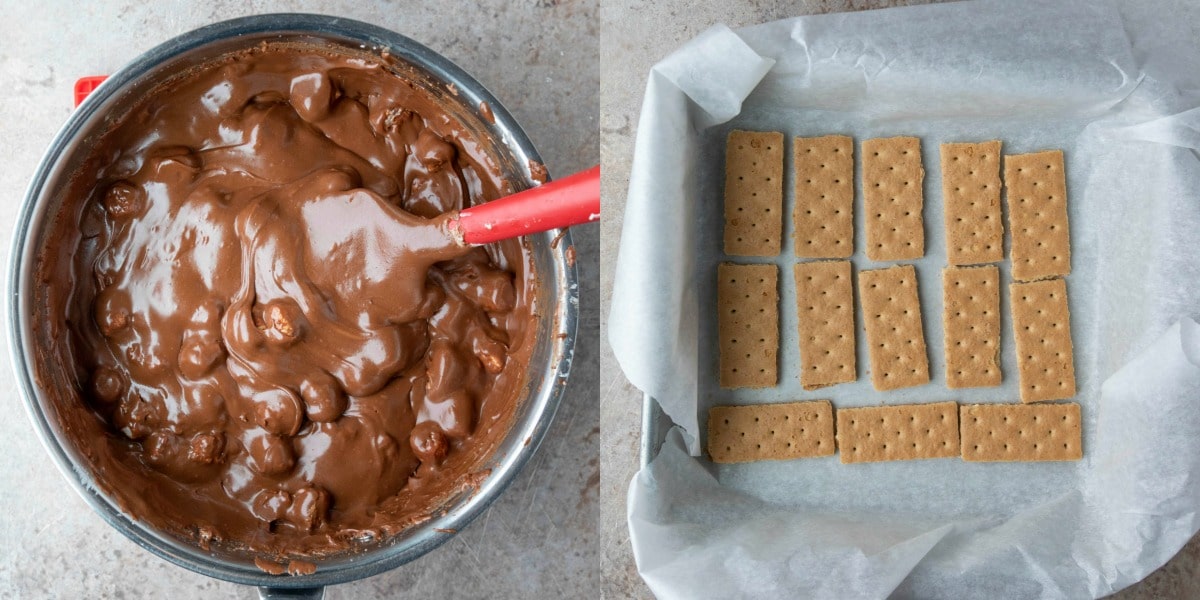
top-left (0, 1), bottom-right (597, 598)
top-left (598, 1), bottom-right (1200, 599)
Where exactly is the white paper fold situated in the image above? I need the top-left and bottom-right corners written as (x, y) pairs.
top-left (609, 25), bottom-right (774, 452)
top-left (609, 0), bottom-right (1200, 597)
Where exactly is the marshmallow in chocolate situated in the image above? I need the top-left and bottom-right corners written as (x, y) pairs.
top-left (33, 45), bottom-right (536, 557)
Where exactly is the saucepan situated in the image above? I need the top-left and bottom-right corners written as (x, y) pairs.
top-left (7, 13), bottom-right (577, 599)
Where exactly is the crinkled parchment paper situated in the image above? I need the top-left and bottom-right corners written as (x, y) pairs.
top-left (608, 0), bottom-right (1200, 597)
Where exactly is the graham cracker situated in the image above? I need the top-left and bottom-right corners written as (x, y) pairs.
top-left (941, 141), bottom-right (1004, 265)
top-left (724, 130), bottom-right (784, 256)
top-left (794, 135), bottom-right (854, 258)
top-left (859, 265), bottom-right (930, 390)
top-left (795, 261), bottom-right (856, 390)
top-left (960, 403), bottom-right (1082, 462)
top-left (943, 266), bottom-right (1002, 388)
top-left (1005, 150), bottom-right (1071, 282)
top-left (863, 136), bottom-right (925, 261)
top-left (836, 401), bottom-right (960, 464)
top-left (718, 263), bottom-right (778, 388)
top-left (708, 401), bottom-right (835, 463)
top-left (1011, 278), bottom-right (1076, 402)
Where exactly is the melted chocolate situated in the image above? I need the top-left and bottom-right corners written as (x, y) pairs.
top-left (33, 46), bottom-right (536, 558)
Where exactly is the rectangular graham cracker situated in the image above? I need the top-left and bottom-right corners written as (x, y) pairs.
top-left (794, 135), bottom-right (854, 258)
top-left (1011, 278), bottom-right (1077, 402)
top-left (724, 130), bottom-right (784, 256)
top-left (1005, 150), bottom-right (1071, 282)
top-left (863, 137), bottom-right (925, 261)
top-left (708, 401), bottom-right (835, 463)
top-left (795, 260), bottom-right (856, 390)
top-left (859, 265), bottom-right (930, 390)
top-left (943, 266), bottom-right (1002, 388)
top-left (836, 401), bottom-right (960, 463)
top-left (718, 263), bottom-right (778, 388)
top-left (960, 403), bottom-right (1082, 462)
top-left (941, 141), bottom-right (1004, 265)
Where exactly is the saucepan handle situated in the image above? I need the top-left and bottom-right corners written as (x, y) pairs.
top-left (257, 587), bottom-right (326, 599)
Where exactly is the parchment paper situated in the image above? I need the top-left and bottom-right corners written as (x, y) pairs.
top-left (607, 0), bottom-right (1200, 597)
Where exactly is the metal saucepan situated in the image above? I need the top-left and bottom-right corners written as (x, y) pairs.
top-left (7, 13), bottom-right (577, 599)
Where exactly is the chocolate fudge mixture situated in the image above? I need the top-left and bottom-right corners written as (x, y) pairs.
top-left (32, 46), bottom-right (537, 558)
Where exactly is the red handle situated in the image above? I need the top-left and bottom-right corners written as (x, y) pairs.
top-left (453, 165), bottom-right (600, 245)
top-left (74, 76), bottom-right (108, 107)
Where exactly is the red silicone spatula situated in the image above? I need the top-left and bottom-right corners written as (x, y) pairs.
top-left (448, 165), bottom-right (600, 245)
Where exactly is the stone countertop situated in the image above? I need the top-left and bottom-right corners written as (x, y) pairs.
top-left (598, 1), bottom-right (1200, 598)
top-left (0, 1), bottom-right (597, 598)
